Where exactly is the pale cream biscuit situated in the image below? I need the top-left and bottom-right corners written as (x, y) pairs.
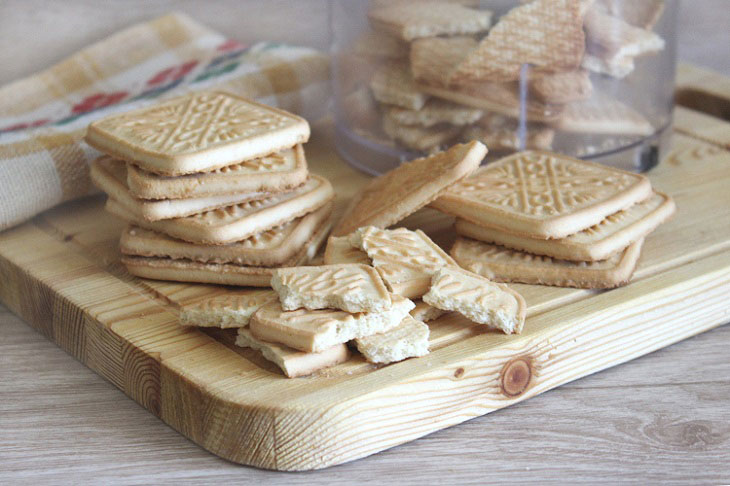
top-left (423, 266), bottom-right (526, 334)
top-left (461, 124), bottom-right (555, 152)
top-left (370, 63), bottom-right (429, 110)
top-left (179, 290), bottom-right (278, 328)
top-left (368, 1), bottom-right (492, 41)
top-left (595, 0), bottom-right (665, 30)
top-left (355, 315), bottom-right (430, 364)
top-left (121, 219), bottom-right (331, 286)
top-left (384, 99), bottom-right (483, 128)
top-left (333, 141), bottom-right (486, 236)
top-left (410, 36), bottom-right (478, 88)
top-left (350, 226), bottom-right (457, 299)
top-left (90, 156), bottom-right (273, 221)
top-left (410, 300), bottom-right (447, 322)
top-left (584, 8), bottom-right (664, 68)
top-left (235, 328), bottom-right (350, 378)
top-left (371, 0), bottom-right (481, 7)
top-left (418, 81), bottom-right (564, 123)
top-left (553, 93), bottom-right (654, 136)
top-left (86, 91), bottom-right (310, 176)
top-left (581, 53), bottom-right (634, 79)
top-left (106, 174), bottom-right (334, 245)
top-left (126, 145), bottom-right (308, 199)
top-left (120, 203), bottom-right (332, 267)
top-left (529, 70), bottom-right (593, 104)
top-left (431, 151), bottom-right (653, 239)
top-left (451, 237), bottom-right (644, 289)
top-left (249, 295), bottom-right (414, 353)
top-left (323, 236), bottom-right (371, 265)
top-left (352, 30), bottom-right (409, 60)
top-left (455, 191), bottom-right (675, 262)
top-left (451, 0), bottom-right (586, 83)
top-left (271, 263), bottom-right (392, 313)
top-left (382, 115), bottom-right (464, 153)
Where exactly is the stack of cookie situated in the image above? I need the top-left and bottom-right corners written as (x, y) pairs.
top-left (344, 0), bottom-right (666, 157)
top-left (179, 141), bottom-right (526, 378)
top-left (86, 91), bottom-right (334, 286)
top-left (430, 150), bottom-right (676, 289)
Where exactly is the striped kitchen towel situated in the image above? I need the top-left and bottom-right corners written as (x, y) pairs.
top-left (0, 12), bottom-right (330, 231)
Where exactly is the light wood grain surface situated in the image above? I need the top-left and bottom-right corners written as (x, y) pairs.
top-left (1, 1), bottom-right (730, 484)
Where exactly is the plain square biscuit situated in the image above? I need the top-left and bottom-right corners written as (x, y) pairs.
top-left (179, 290), bottom-right (278, 328)
top-left (431, 151), bottom-right (653, 239)
top-left (119, 202), bottom-right (333, 267)
top-left (85, 91), bottom-right (310, 176)
top-left (235, 328), bottom-right (350, 378)
top-left (355, 315), bottom-right (430, 364)
top-left (451, 237), bottom-right (645, 289)
top-left (368, 2), bottom-right (492, 41)
top-left (333, 141), bottom-right (486, 236)
top-left (455, 191), bottom-right (675, 262)
top-left (106, 174), bottom-right (334, 245)
top-left (249, 295), bottom-right (414, 353)
top-left (126, 145), bottom-right (308, 199)
top-left (271, 264), bottom-right (392, 313)
top-left (91, 156), bottom-right (273, 221)
top-left (423, 266), bottom-right (526, 334)
top-left (350, 226), bottom-right (457, 299)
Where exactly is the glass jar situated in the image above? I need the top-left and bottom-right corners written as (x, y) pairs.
top-left (330, 0), bottom-right (678, 174)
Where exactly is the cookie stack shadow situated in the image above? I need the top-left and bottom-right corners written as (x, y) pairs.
top-left (86, 91), bottom-right (335, 286)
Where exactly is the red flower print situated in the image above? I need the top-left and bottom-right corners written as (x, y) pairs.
top-left (71, 92), bottom-right (128, 115)
top-left (217, 39), bottom-right (246, 52)
top-left (146, 60), bottom-right (199, 87)
top-left (0, 118), bottom-right (49, 133)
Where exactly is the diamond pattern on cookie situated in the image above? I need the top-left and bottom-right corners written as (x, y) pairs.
top-left (450, 0), bottom-right (586, 83)
top-left (86, 91), bottom-right (310, 175)
top-left (431, 151), bottom-right (652, 239)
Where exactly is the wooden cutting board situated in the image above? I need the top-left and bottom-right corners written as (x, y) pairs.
top-left (1, 63), bottom-right (729, 471)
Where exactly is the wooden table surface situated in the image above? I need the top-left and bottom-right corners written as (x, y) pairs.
top-left (1, 1), bottom-right (729, 484)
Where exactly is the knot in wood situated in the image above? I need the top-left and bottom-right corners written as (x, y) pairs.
top-left (500, 357), bottom-right (532, 397)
